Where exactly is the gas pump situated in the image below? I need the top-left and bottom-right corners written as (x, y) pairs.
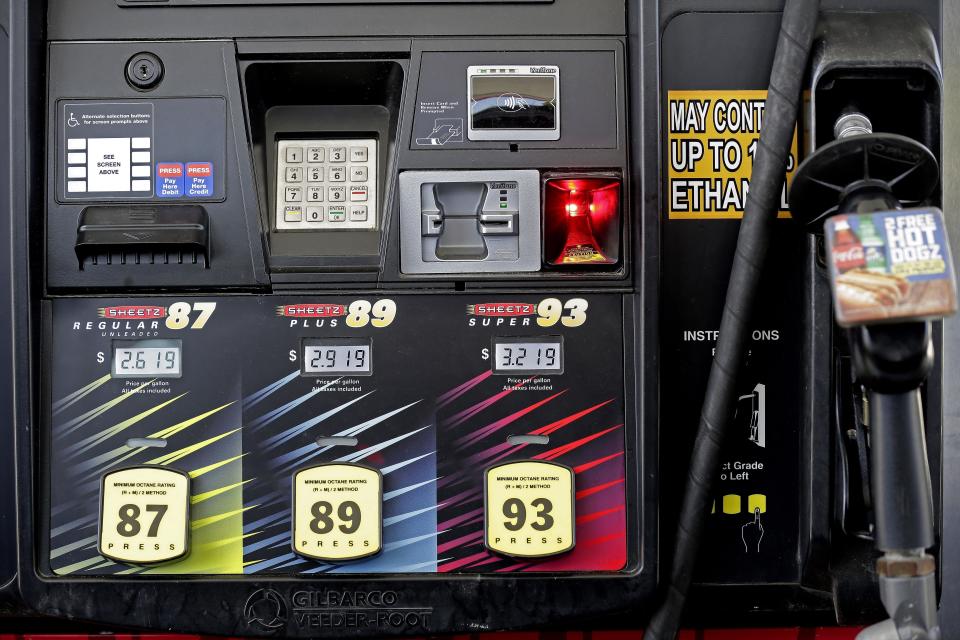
top-left (0, 0), bottom-right (956, 637)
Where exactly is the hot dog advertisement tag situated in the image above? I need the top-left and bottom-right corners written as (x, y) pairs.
top-left (825, 208), bottom-right (957, 327)
top-left (484, 460), bottom-right (575, 558)
top-left (98, 467), bottom-right (190, 565)
top-left (292, 464), bottom-right (383, 562)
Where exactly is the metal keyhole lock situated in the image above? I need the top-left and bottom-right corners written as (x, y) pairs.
top-left (125, 52), bottom-right (164, 91)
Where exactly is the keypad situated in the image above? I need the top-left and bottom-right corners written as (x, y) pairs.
top-left (276, 138), bottom-right (377, 231)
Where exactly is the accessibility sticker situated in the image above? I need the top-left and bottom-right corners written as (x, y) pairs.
top-left (666, 90), bottom-right (798, 220)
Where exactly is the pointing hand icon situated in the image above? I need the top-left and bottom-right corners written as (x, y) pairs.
top-left (741, 508), bottom-right (764, 553)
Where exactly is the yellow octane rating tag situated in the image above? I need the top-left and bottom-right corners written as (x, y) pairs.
top-left (293, 463), bottom-right (383, 562)
top-left (99, 466), bottom-right (190, 565)
top-left (485, 460), bottom-right (575, 558)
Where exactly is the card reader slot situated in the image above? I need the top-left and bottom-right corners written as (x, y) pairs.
top-left (75, 205), bottom-right (209, 269)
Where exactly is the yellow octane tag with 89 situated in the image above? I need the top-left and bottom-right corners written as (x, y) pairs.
top-left (293, 464), bottom-right (382, 561)
top-left (485, 460), bottom-right (575, 558)
top-left (99, 466), bottom-right (190, 565)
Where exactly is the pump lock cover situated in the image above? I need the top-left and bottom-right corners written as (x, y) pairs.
top-left (824, 208), bottom-right (957, 327)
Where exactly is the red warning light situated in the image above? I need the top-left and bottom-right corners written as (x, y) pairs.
top-left (543, 175), bottom-right (621, 266)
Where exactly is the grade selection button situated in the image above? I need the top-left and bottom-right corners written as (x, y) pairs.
top-left (484, 460), bottom-right (575, 558)
top-left (98, 466), bottom-right (190, 565)
top-left (292, 463), bottom-right (382, 561)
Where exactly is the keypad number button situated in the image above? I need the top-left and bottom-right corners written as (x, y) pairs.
top-left (286, 167), bottom-right (303, 183)
top-left (285, 147), bottom-right (303, 163)
top-left (328, 186), bottom-right (346, 202)
top-left (307, 147), bottom-right (325, 163)
top-left (307, 187), bottom-right (324, 202)
top-left (306, 206), bottom-right (324, 222)
top-left (329, 147), bottom-right (347, 163)
top-left (308, 166), bottom-right (324, 182)
top-left (285, 187), bottom-right (303, 203)
top-left (329, 166), bottom-right (346, 182)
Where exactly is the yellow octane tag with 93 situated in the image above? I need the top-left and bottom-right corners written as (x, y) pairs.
top-left (293, 463), bottom-right (383, 561)
top-left (99, 466), bottom-right (190, 565)
top-left (485, 460), bottom-right (575, 558)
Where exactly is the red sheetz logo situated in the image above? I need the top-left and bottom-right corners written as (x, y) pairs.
top-left (467, 302), bottom-right (537, 317)
top-left (276, 304), bottom-right (347, 318)
top-left (98, 305), bottom-right (167, 319)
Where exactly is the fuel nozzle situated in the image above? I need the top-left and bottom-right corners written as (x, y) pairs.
top-left (790, 116), bottom-right (954, 640)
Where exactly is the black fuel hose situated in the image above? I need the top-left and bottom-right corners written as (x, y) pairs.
top-left (646, 1), bottom-right (820, 638)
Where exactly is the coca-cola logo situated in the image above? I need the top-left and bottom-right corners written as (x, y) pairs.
top-left (834, 245), bottom-right (865, 271)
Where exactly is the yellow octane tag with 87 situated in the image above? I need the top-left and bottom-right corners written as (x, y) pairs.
top-left (99, 466), bottom-right (190, 565)
top-left (485, 460), bottom-right (576, 558)
top-left (292, 463), bottom-right (383, 562)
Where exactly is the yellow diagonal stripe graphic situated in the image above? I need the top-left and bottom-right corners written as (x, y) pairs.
top-left (189, 453), bottom-right (247, 479)
top-left (71, 394), bottom-right (187, 453)
top-left (191, 505), bottom-right (256, 530)
top-left (58, 379), bottom-right (157, 435)
top-left (147, 428), bottom-right (241, 465)
top-left (53, 373), bottom-right (112, 414)
top-left (191, 479), bottom-right (251, 505)
top-left (149, 402), bottom-right (234, 440)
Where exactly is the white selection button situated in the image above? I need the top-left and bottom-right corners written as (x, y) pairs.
top-left (86, 137), bottom-right (131, 193)
top-left (67, 181), bottom-right (87, 193)
top-left (68, 152), bottom-right (87, 165)
top-left (67, 166), bottom-right (87, 179)
top-left (132, 165), bottom-right (151, 178)
top-left (131, 151), bottom-right (151, 164)
top-left (132, 180), bottom-right (152, 192)
top-left (131, 137), bottom-right (151, 149)
top-left (67, 138), bottom-right (87, 151)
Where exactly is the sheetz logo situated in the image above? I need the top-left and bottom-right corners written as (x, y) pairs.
top-left (276, 304), bottom-right (347, 318)
top-left (467, 302), bottom-right (536, 317)
top-left (98, 305), bottom-right (167, 319)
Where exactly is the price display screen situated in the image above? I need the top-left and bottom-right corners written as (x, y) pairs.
top-left (492, 336), bottom-right (563, 375)
top-left (112, 340), bottom-right (183, 378)
top-left (302, 338), bottom-right (373, 376)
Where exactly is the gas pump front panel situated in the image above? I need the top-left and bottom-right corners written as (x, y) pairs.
top-left (15, 0), bottom-right (653, 634)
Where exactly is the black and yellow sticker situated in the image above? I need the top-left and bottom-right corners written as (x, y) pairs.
top-left (98, 466), bottom-right (190, 565)
top-left (292, 463), bottom-right (383, 562)
top-left (484, 460), bottom-right (575, 558)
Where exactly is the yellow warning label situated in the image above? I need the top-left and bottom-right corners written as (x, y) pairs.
top-left (485, 460), bottom-right (575, 558)
top-left (99, 466), bottom-right (190, 565)
top-left (666, 90), bottom-right (797, 220)
top-left (292, 463), bottom-right (382, 562)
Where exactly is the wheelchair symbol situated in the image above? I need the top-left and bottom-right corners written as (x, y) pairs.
top-left (67, 112), bottom-right (80, 128)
